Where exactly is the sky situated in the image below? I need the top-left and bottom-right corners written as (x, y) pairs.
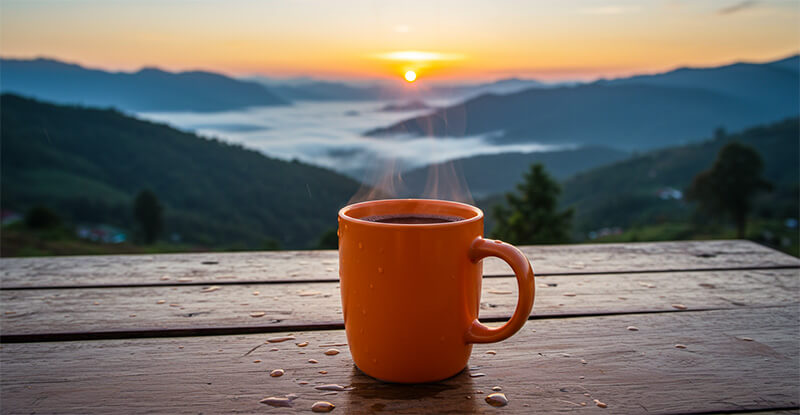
top-left (1, 0), bottom-right (798, 82)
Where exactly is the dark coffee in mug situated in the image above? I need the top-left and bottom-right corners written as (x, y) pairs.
top-left (361, 214), bottom-right (464, 224)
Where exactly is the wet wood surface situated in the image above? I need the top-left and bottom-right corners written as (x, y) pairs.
top-left (1, 269), bottom-right (797, 341)
top-left (1, 306), bottom-right (797, 414)
top-left (2, 240), bottom-right (796, 289)
top-left (0, 241), bottom-right (798, 414)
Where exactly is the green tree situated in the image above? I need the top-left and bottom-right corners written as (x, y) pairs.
top-left (262, 238), bottom-right (282, 251)
top-left (25, 206), bottom-right (62, 229)
top-left (133, 190), bottom-right (163, 244)
top-left (686, 142), bottom-right (771, 238)
top-left (315, 228), bottom-right (338, 250)
top-left (492, 163), bottom-right (573, 244)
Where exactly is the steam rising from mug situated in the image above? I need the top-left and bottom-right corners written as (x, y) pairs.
top-left (349, 103), bottom-right (473, 204)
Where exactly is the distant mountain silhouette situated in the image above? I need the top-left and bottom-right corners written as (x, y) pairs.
top-left (366, 55), bottom-right (800, 151)
top-left (0, 58), bottom-right (288, 112)
top-left (253, 77), bottom-right (552, 102)
top-left (379, 100), bottom-right (432, 112)
top-left (266, 80), bottom-right (395, 101)
top-left (400, 146), bottom-right (629, 199)
top-left (0, 94), bottom-right (358, 249)
top-left (430, 78), bottom-right (552, 99)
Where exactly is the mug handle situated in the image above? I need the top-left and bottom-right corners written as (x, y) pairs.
top-left (464, 237), bottom-right (535, 344)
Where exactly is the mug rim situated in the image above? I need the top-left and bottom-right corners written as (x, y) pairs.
top-left (339, 198), bottom-right (483, 228)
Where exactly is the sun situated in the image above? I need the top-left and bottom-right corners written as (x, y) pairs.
top-left (404, 70), bottom-right (417, 82)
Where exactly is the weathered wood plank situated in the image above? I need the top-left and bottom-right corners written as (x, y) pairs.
top-left (1, 306), bottom-right (797, 414)
top-left (1, 240), bottom-right (796, 289)
top-left (2, 269), bottom-right (797, 340)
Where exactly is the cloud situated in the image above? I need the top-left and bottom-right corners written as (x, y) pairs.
top-left (717, 0), bottom-right (758, 15)
top-left (393, 25), bottom-right (411, 33)
top-left (372, 51), bottom-right (464, 62)
top-left (578, 5), bottom-right (641, 15)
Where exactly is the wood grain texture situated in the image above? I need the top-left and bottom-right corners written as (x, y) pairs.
top-left (1, 306), bottom-right (797, 414)
top-left (2, 269), bottom-right (797, 340)
top-left (2, 240), bottom-right (796, 289)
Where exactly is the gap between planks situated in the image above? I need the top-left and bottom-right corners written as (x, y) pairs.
top-left (1, 264), bottom-right (798, 291)
top-left (0, 305), bottom-right (790, 344)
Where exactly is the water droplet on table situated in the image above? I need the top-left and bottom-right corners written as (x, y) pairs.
top-left (269, 369), bottom-right (284, 377)
top-left (314, 384), bottom-right (352, 391)
top-left (324, 349), bottom-right (340, 356)
top-left (312, 401), bottom-right (336, 412)
top-left (267, 336), bottom-right (296, 343)
top-left (260, 397), bottom-right (292, 407)
top-left (485, 393), bottom-right (508, 407)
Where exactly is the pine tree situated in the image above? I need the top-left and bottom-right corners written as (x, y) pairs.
top-left (133, 190), bottom-right (163, 244)
top-left (492, 163), bottom-right (573, 244)
top-left (686, 142), bottom-right (771, 238)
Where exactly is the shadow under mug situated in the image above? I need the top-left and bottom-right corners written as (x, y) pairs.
top-left (338, 199), bottom-right (535, 383)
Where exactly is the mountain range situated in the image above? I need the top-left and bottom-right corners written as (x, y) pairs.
top-left (366, 55), bottom-right (800, 151)
top-left (0, 58), bottom-right (288, 112)
top-left (0, 94), bottom-right (358, 248)
top-left (476, 117), bottom-right (798, 237)
top-left (400, 146), bottom-right (629, 199)
top-left (561, 116), bottom-right (799, 235)
top-left (251, 76), bottom-right (551, 102)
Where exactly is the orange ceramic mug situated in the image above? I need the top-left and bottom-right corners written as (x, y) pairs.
top-left (338, 199), bottom-right (535, 383)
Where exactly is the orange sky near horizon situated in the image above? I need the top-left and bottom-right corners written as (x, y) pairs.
top-left (1, 0), bottom-right (798, 82)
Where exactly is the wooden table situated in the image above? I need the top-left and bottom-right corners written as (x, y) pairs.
top-left (1, 240), bottom-right (798, 414)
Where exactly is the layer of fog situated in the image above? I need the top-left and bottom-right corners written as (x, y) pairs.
top-left (138, 100), bottom-right (565, 180)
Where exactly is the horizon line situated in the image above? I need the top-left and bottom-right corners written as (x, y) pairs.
top-left (1, 50), bottom-right (797, 85)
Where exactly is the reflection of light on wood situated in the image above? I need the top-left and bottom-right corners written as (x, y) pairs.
top-left (404, 70), bottom-right (417, 82)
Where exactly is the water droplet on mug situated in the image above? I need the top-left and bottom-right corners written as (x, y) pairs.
top-left (377, 267), bottom-right (383, 273)
top-left (494, 240), bottom-right (503, 244)
top-left (358, 242), bottom-right (363, 249)
top-left (369, 283), bottom-right (374, 289)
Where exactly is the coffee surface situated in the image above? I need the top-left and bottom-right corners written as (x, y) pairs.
top-left (361, 214), bottom-right (464, 224)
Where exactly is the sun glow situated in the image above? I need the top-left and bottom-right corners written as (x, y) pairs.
top-left (404, 70), bottom-right (417, 82)
top-left (374, 51), bottom-right (464, 62)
